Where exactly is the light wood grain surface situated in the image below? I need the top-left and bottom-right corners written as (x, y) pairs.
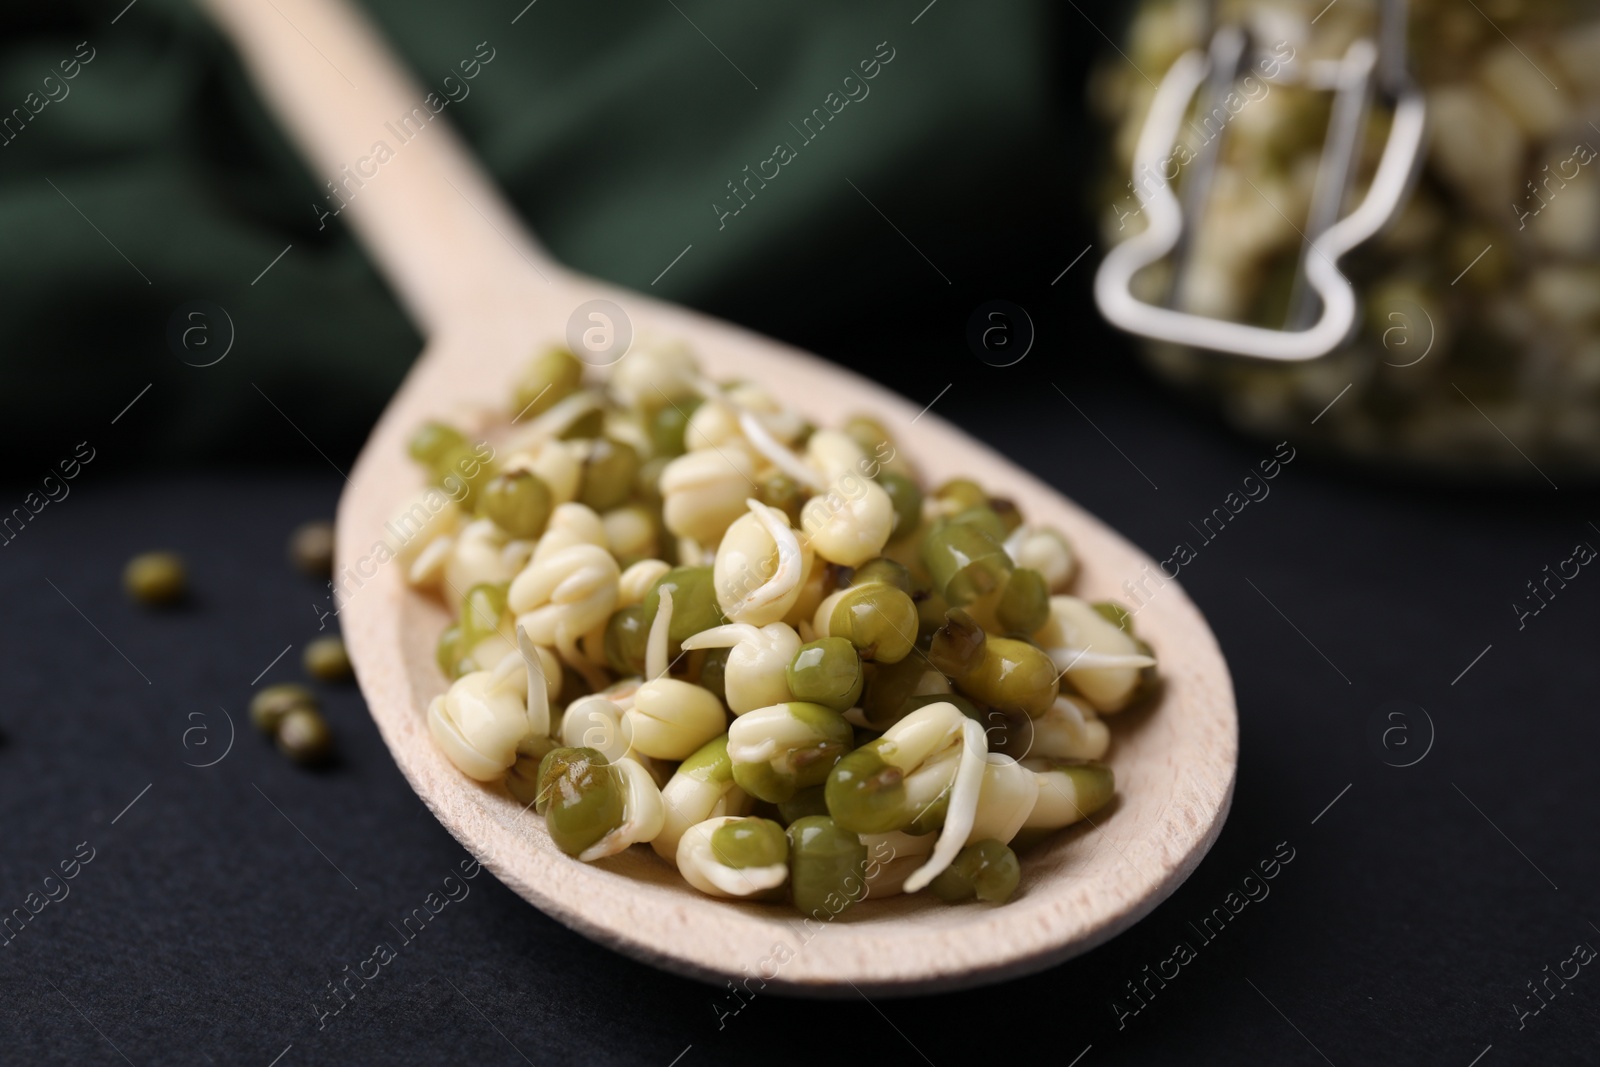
top-left (202, 0), bottom-right (1238, 995)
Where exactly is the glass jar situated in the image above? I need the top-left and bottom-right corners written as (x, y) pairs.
top-left (1092, 0), bottom-right (1600, 479)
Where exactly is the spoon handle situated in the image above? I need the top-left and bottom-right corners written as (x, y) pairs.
top-left (199, 0), bottom-right (562, 337)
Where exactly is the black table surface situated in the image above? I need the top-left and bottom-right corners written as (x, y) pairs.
top-left (3, 368), bottom-right (1596, 1067)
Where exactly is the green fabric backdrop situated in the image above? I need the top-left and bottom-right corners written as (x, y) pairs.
top-left (0, 0), bottom-right (1063, 470)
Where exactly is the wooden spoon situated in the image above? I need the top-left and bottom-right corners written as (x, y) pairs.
top-left (203, 0), bottom-right (1237, 994)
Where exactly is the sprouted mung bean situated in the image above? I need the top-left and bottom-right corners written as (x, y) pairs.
top-left (400, 340), bottom-right (1156, 912)
top-left (1094, 0), bottom-right (1600, 476)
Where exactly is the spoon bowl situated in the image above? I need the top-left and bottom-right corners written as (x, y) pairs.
top-left (204, 0), bottom-right (1237, 994)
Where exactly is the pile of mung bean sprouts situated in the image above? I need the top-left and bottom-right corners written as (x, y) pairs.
top-left (392, 340), bottom-right (1158, 913)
